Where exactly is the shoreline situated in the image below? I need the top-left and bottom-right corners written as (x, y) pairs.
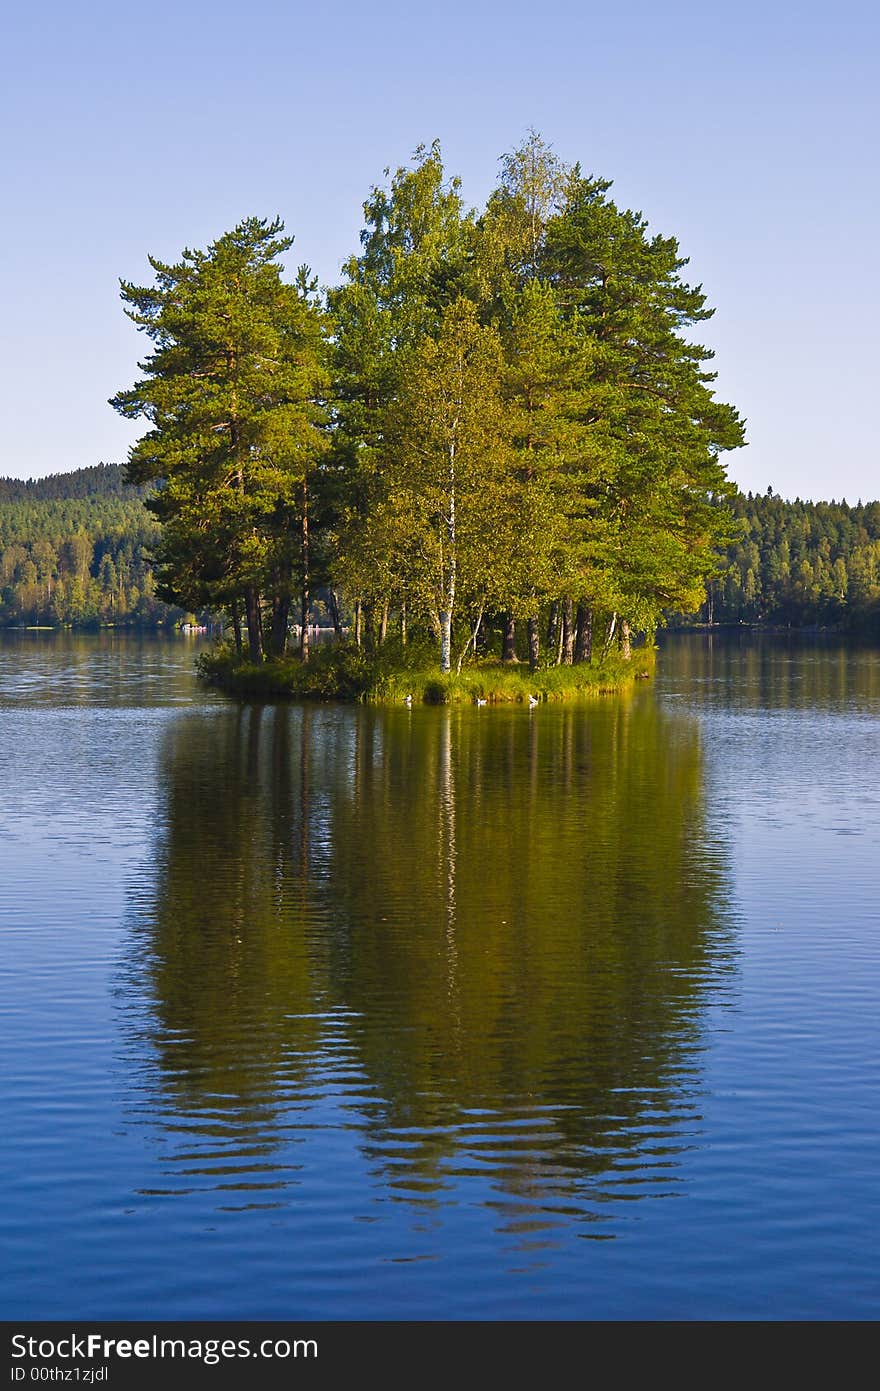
top-left (196, 645), bottom-right (655, 704)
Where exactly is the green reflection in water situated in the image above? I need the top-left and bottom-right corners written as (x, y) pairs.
top-left (664, 630), bottom-right (880, 710)
top-left (124, 695), bottom-right (735, 1221)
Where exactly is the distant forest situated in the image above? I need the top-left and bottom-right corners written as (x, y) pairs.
top-left (679, 490), bottom-right (880, 632)
top-left (0, 463), bottom-right (185, 628)
top-left (1, 463), bottom-right (879, 633)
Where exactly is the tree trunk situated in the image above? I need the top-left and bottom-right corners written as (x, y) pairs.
top-left (546, 600), bottom-right (559, 650)
top-left (620, 617), bottom-right (632, 660)
top-left (603, 611), bottom-right (618, 659)
top-left (400, 599), bottom-right (407, 647)
top-left (300, 484), bottom-right (310, 663)
top-left (502, 615), bottom-right (517, 662)
top-left (244, 586), bottom-right (262, 663)
top-left (456, 602), bottom-right (484, 674)
top-left (574, 604), bottom-right (593, 664)
top-left (561, 597), bottom-right (574, 665)
top-left (378, 602), bottom-right (388, 647)
top-left (231, 601), bottom-right (243, 659)
top-left (362, 601), bottom-right (375, 655)
top-left (271, 593), bottom-right (291, 657)
top-left (439, 611), bottom-right (452, 673)
top-left (354, 600), bottom-right (362, 648)
top-left (527, 615), bottom-right (540, 672)
top-left (328, 588), bottom-right (342, 637)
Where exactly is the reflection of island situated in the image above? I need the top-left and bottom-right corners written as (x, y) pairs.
top-left (121, 697), bottom-right (734, 1226)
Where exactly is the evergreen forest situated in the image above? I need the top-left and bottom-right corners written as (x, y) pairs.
top-left (0, 464), bottom-right (182, 628)
top-left (682, 490), bottom-right (880, 632)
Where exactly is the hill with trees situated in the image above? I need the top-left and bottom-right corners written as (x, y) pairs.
top-left (679, 490), bottom-right (880, 633)
top-left (0, 463), bottom-right (183, 627)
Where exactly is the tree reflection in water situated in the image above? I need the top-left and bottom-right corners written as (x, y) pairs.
top-left (120, 696), bottom-right (735, 1233)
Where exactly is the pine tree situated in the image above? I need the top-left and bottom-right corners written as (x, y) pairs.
top-left (110, 217), bottom-right (328, 661)
top-left (544, 170), bottom-right (745, 645)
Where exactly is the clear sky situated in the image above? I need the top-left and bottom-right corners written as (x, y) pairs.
top-left (1, 0), bottom-right (877, 500)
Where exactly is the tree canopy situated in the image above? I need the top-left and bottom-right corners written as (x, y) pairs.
top-left (106, 135), bottom-right (747, 669)
top-left (110, 217), bottom-right (328, 661)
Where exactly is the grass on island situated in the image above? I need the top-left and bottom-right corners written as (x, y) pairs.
top-left (196, 639), bottom-right (654, 704)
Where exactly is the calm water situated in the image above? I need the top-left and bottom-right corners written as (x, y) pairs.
top-left (1, 631), bottom-right (878, 1320)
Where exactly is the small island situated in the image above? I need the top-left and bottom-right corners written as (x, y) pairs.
top-left (109, 135), bottom-right (743, 701)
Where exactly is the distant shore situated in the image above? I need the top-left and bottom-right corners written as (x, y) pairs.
top-left (667, 621), bottom-right (845, 635)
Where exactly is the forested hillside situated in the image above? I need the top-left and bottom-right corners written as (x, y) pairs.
top-left (0, 463), bottom-right (182, 627)
top-left (683, 490), bottom-right (880, 631)
top-left (0, 462), bottom-right (140, 504)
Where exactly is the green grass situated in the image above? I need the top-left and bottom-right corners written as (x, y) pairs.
top-left (197, 640), bottom-right (654, 703)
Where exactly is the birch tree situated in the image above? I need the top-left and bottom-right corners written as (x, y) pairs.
top-left (386, 300), bottom-right (511, 671)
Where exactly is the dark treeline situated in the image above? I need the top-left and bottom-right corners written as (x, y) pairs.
top-left (0, 462), bottom-right (140, 504)
top-left (679, 490), bottom-right (880, 632)
top-left (0, 463), bottom-right (184, 628)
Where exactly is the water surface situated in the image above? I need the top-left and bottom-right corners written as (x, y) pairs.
top-left (1, 631), bottom-right (878, 1318)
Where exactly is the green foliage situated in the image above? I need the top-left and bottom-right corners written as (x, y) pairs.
top-left (196, 640), bottom-right (649, 703)
top-left (317, 135), bottom-right (745, 675)
top-left (197, 641), bottom-right (372, 700)
top-left (0, 462), bottom-right (144, 504)
top-left (111, 217), bottom-right (328, 660)
top-left (0, 464), bottom-right (185, 627)
top-left (369, 651), bottom-right (650, 703)
top-left (677, 491), bottom-right (880, 632)
top-left (103, 135), bottom-right (748, 674)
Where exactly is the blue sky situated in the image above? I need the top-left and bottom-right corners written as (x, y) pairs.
top-left (1, 0), bottom-right (877, 499)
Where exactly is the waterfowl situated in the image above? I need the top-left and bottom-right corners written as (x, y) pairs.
top-left (528, 694), bottom-right (539, 707)
top-left (403, 694), bottom-right (413, 706)
top-left (476, 697), bottom-right (487, 706)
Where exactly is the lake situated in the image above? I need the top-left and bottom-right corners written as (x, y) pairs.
top-left (1, 630), bottom-right (878, 1319)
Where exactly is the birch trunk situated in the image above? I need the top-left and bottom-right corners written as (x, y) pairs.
top-left (602, 611), bottom-right (618, 659)
top-left (546, 600), bottom-right (559, 650)
top-left (439, 612), bottom-right (452, 673)
top-left (527, 615), bottom-right (540, 672)
top-left (300, 482), bottom-right (310, 664)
